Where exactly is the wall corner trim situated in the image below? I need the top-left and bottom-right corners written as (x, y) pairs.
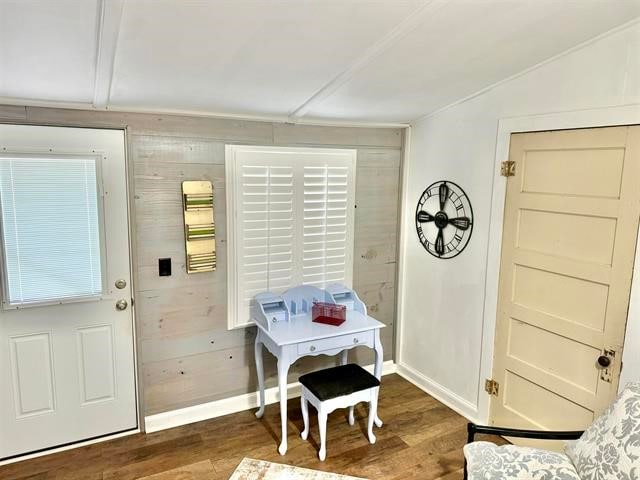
top-left (144, 360), bottom-right (397, 433)
top-left (396, 362), bottom-right (478, 423)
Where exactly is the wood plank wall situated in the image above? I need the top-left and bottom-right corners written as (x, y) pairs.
top-left (0, 105), bottom-right (404, 416)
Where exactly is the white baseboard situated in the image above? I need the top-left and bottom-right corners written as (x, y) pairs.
top-left (0, 428), bottom-right (140, 466)
top-left (144, 360), bottom-right (397, 433)
top-left (396, 362), bottom-right (478, 422)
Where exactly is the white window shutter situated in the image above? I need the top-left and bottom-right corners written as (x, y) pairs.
top-left (226, 146), bottom-right (356, 329)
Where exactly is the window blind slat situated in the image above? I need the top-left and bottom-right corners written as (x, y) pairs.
top-left (0, 156), bottom-right (103, 306)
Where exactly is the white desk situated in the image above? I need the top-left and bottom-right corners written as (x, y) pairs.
top-left (254, 310), bottom-right (385, 455)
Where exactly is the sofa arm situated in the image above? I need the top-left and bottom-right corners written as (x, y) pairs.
top-left (466, 422), bottom-right (584, 444)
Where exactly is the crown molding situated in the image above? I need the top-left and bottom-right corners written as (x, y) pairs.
top-left (0, 97), bottom-right (409, 128)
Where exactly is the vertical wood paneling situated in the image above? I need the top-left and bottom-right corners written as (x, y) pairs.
top-left (0, 105), bottom-right (403, 416)
top-left (132, 129), bottom-right (403, 414)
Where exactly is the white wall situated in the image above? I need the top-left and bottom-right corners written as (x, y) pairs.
top-left (398, 21), bottom-right (640, 421)
top-left (622, 228), bottom-right (640, 389)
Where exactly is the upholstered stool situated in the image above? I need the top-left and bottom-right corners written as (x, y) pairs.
top-left (299, 363), bottom-right (380, 461)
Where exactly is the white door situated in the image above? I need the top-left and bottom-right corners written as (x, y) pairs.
top-left (0, 125), bottom-right (137, 459)
top-left (490, 126), bottom-right (640, 446)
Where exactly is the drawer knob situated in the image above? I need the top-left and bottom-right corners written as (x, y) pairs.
top-left (272, 317), bottom-right (277, 323)
top-left (353, 338), bottom-right (359, 344)
top-left (310, 346), bottom-right (316, 352)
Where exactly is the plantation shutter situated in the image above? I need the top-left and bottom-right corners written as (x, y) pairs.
top-left (226, 146), bottom-right (356, 328)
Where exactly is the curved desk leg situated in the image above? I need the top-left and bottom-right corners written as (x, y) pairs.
top-left (340, 350), bottom-right (355, 426)
top-left (254, 336), bottom-right (265, 419)
top-left (277, 355), bottom-right (290, 455)
top-left (373, 329), bottom-right (384, 428)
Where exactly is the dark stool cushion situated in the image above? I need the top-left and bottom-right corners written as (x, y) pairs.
top-left (299, 364), bottom-right (380, 401)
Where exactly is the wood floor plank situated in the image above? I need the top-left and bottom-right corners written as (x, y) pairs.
top-left (1, 375), bottom-right (499, 480)
top-left (137, 460), bottom-right (216, 480)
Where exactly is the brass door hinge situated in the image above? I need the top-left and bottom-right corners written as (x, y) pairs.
top-left (501, 160), bottom-right (515, 177)
top-left (485, 378), bottom-right (499, 396)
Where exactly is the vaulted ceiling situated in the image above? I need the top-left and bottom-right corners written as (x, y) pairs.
top-left (1, 0), bottom-right (639, 124)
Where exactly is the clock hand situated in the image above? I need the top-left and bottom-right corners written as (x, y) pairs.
top-left (439, 183), bottom-right (449, 211)
top-left (448, 216), bottom-right (471, 230)
top-left (435, 227), bottom-right (445, 256)
top-left (417, 211), bottom-right (434, 222)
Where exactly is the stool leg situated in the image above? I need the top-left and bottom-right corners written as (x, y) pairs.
top-left (367, 388), bottom-right (378, 444)
top-left (318, 407), bottom-right (328, 461)
top-left (340, 350), bottom-right (355, 426)
top-left (300, 396), bottom-right (309, 440)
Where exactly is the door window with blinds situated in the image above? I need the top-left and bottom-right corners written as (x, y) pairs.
top-left (226, 146), bottom-right (356, 329)
top-left (0, 154), bottom-right (104, 307)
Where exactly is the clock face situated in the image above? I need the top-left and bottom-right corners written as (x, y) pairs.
top-left (415, 181), bottom-right (473, 259)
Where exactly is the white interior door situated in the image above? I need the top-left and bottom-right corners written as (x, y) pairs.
top-left (490, 126), bottom-right (640, 446)
top-left (0, 125), bottom-right (137, 459)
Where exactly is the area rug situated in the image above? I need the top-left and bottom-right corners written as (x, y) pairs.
top-left (228, 458), bottom-right (366, 479)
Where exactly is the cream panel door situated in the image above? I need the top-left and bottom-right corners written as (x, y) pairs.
top-left (491, 126), bottom-right (640, 439)
top-left (0, 125), bottom-right (137, 459)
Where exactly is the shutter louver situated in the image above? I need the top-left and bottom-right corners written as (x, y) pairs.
top-left (302, 165), bottom-right (350, 288)
top-left (237, 164), bottom-right (295, 317)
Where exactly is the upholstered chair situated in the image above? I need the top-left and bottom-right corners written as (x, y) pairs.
top-left (464, 382), bottom-right (640, 480)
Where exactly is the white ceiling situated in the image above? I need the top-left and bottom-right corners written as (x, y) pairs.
top-left (1, 0), bottom-right (639, 124)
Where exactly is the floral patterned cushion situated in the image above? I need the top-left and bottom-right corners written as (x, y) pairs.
top-left (565, 382), bottom-right (640, 480)
top-left (464, 441), bottom-right (580, 480)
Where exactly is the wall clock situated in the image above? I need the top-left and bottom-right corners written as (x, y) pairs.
top-left (415, 180), bottom-right (473, 259)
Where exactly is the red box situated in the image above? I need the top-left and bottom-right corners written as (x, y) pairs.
top-left (312, 302), bottom-right (346, 326)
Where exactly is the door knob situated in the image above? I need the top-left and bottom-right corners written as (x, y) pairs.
top-left (597, 355), bottom-right (611, 368)
top-left (115, 299), bottom-right (128, 311)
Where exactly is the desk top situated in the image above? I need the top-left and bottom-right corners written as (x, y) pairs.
top-left (257, 310), bottom-right (385, 346)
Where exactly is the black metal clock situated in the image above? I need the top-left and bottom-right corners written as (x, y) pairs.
top-left (415, 180), bottom-right (473, 259)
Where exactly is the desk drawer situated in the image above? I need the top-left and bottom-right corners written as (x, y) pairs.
top-left (297, 330), bottom-right (374, 355)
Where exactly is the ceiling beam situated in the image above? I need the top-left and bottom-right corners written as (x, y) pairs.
top-left (93, 0), bottom-right (124, 109)
top-left (287, 0), bottom-right (442, 121)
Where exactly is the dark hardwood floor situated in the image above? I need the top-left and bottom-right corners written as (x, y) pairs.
top-left (0, 375), bottom-right (504, 479)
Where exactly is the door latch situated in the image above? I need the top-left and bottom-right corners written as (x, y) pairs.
top-left (598, 349), bottom-right (616, 383)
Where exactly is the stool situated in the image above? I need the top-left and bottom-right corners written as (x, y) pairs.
top-left (299, 363), bottom-right (380, 461)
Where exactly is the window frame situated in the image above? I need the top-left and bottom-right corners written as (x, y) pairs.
top-left (225, 145), bottom-right (357, 329)
top-left (0, 151), bottom-right (108, 309)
